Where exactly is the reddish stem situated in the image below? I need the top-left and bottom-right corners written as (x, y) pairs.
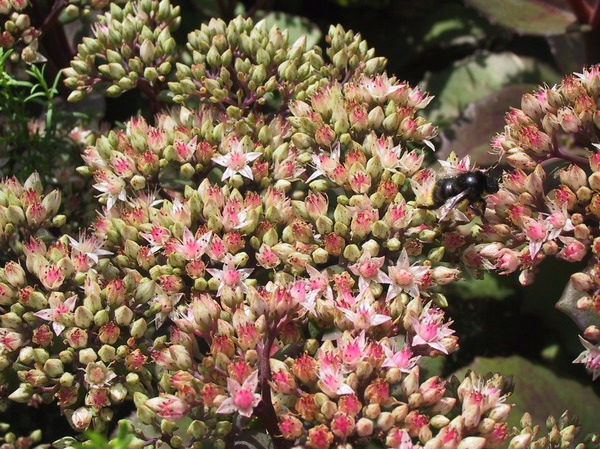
top-left (566, 0), bottom-right (592, 23)
top-left (253, 329), bottom-right (293, 449)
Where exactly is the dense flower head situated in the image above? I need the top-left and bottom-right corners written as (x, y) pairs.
top-left (0, 10), bottom-right (588, 449)
top-left (63, 0), bottom-right (181, 101)
top-left (476, 66), bottom-right (600, 378)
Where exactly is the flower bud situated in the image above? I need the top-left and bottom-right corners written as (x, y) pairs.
top-left (356, 417), bottom-right (374, 437)
top-left (509, 434), bottom-right (532, 449)
top-left (457, 437), bottom-right (486, 449)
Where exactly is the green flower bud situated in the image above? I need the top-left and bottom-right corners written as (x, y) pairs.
top-left (104, 49), bottom-right (121, 64)
top-left (144, 67), bottom-right (159, 82)
top-left (59, 349), bottom-right (75, 365)
top-left (316, 216), bottom-right (334, 235)
top-left (312, 248), bottom-right (329, 264)
top-left (158, 61), bottom-right (172, 75)
top-left (83, 37), bottom-right (101, 54)
top-left (106, 85), bottom-right (123, 97)
top-left (98, 344), bottom-right (116, 362)
top-left (130, 317), bottom-right (148, 339)
top-left (33, 348), bottom-right (49, 364)
top-left (135, 280), bottom-right (156, 304)
top-left (71, 60), bottom-right (90, 75)
top-left (74, 306), bottom-right (94, 328)
top-left (67, 90), bottom-right (85, 102)
top-left (140, 39), bottom-right (155, 65)
top-left (59, 372), bottom-right (75, 387)
top-left (8, 384), bottom-right (33, 403)
top-left (118, 76), bottom-right (135, 90)
top-left (108, 62), bottom-right (126, 79)
top-left (43, 358), bottom-right (64, 378)
top-left (94, 309), bottom-right (110, 327)
top-left (79, 348), bottom-right (97, 364)
top-left (115, 305), bottom-right (133, 326)
top-left (428, 247), bottom-right (445, 264)
top-left (137, 405), bottom-right (156, 425)
top-left (18, 346), bottom-right (34, 364)
top-left (7, 205), bottom-right (25, 224)
top-left (52, 214), bottom-right (67, 227)
top-left (343, 244), bottom-right (361, 262)
top-left (431, 293), bottom-right (448, 308)
top-left (188, 420), bottom-right (208, 439)
top-left (372, 221), bottom-right (389, 239)
top-left (368, 106), bottom-right (385, 129)
top-left (192, 275), bottom-right (207, 290)
top-left (334, 204), bottom-right (351, 226)
top-left (180, 163), bottom-right (195, 179)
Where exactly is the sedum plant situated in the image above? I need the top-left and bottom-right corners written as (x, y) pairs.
top-left (0, 1), bottom-right (598, 449)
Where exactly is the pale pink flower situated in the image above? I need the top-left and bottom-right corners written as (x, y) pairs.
top-left (360, 73), bottom-right (406, 102)
top-left (305, 265), bottom-right (334, 302)
top-left (39, 264), bottom-right (66, 290)
top-left (410, 169), bottom-right (436, 205)
top-left (216, 370), bottom-right (262, 417)
top-left (520, 216), bottom-right (548, 258)
top-left (149, 288), bottom-right (184, 329)
top-left (458, 375), bottom-right (506, 427)
top-left (173, 136), bottom-right (197, 163)
top-left (34, 294), bottom-right (77, 335)
top-left (81, 147), bottom-right (107, 170)
top-left (172, 228), bottom-right (211, 260)
top-left (382, 340), bottom-right (421, 372)
top-left (337, 331), bottom-right (368, 370)
top-left (255, 244), bottom-right (281, 269)
top-left (206, 255), bottom-right (253, 297)
top-left (212, 138), bottom-right (261, 181)
top-left (67, 407), bottom-right (93, 430)
top-left (387, 249), bottom-right (430, 300)
top-left (411, 304), bottom-right (455, 354)
top-left (0, 328), bottom-right (28, 353)
top-left (146, 394), bottom-right (191, 421)
top-left (67, 232), bottom-right (112, 265)
top-left (93, 170), bottom-right (127, 210)
top-left (349, 251), bottom-right (391, 291)
top-left (544, 202), bottom-right (574, 240)
top-left (340, 291), bottom-right (391, 331)
top-left (387, 428), bottom-right (423, 449)
top-left (574, 336), bottom-right (600, 380)
top-left (557, 236), bottom-right (587, 262)
top-left (317, 356), bottom-right (354, 397)
top-left (140, 225), bottom-right (171, 253)
top-left (84, 361), bottom-right (117, 387)
top-left (306, 142), bottom-right (342, 183)
top-left (290, 280), bottom-right (319, 316)
top-left (371, 135), bottom-right (403, 173)
top-left (220, 198), bottom-right (250, 232)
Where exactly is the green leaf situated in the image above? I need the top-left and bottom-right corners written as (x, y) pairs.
top-left (452, 355), bottom-right (600, 437)
top-left (438, 84), bottom-right (536, 165)
top-left (255, 11), bottom-right (322, 49)
top-left (421, 3), bottom-right (490, 49)
top-left (556, 275), bottom-right (600, 331)
top-left (465, 0), bottom-right (577, 35)
top-left (422, 51), bottom-right (560, 127)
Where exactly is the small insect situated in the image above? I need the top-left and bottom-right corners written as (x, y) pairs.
top-left (427, 155), bottom-right (499, 220)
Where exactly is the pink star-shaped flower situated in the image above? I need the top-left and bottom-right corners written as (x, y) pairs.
top-left (216, 370), bottom-right (262, 417)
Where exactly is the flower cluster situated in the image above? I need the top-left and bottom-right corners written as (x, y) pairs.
top-left (0, 0), bottom-right (42, 65)
top-left (454, 66), bottom-right (600, 381)
top-left (0, 173), bottom-right (63, 254)
top-left (0, 10), bottom-right (595, 449)
top-left (63, 0), bottom-right (180, 101)
top-left (168, 17), bottom-right (387, 112)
